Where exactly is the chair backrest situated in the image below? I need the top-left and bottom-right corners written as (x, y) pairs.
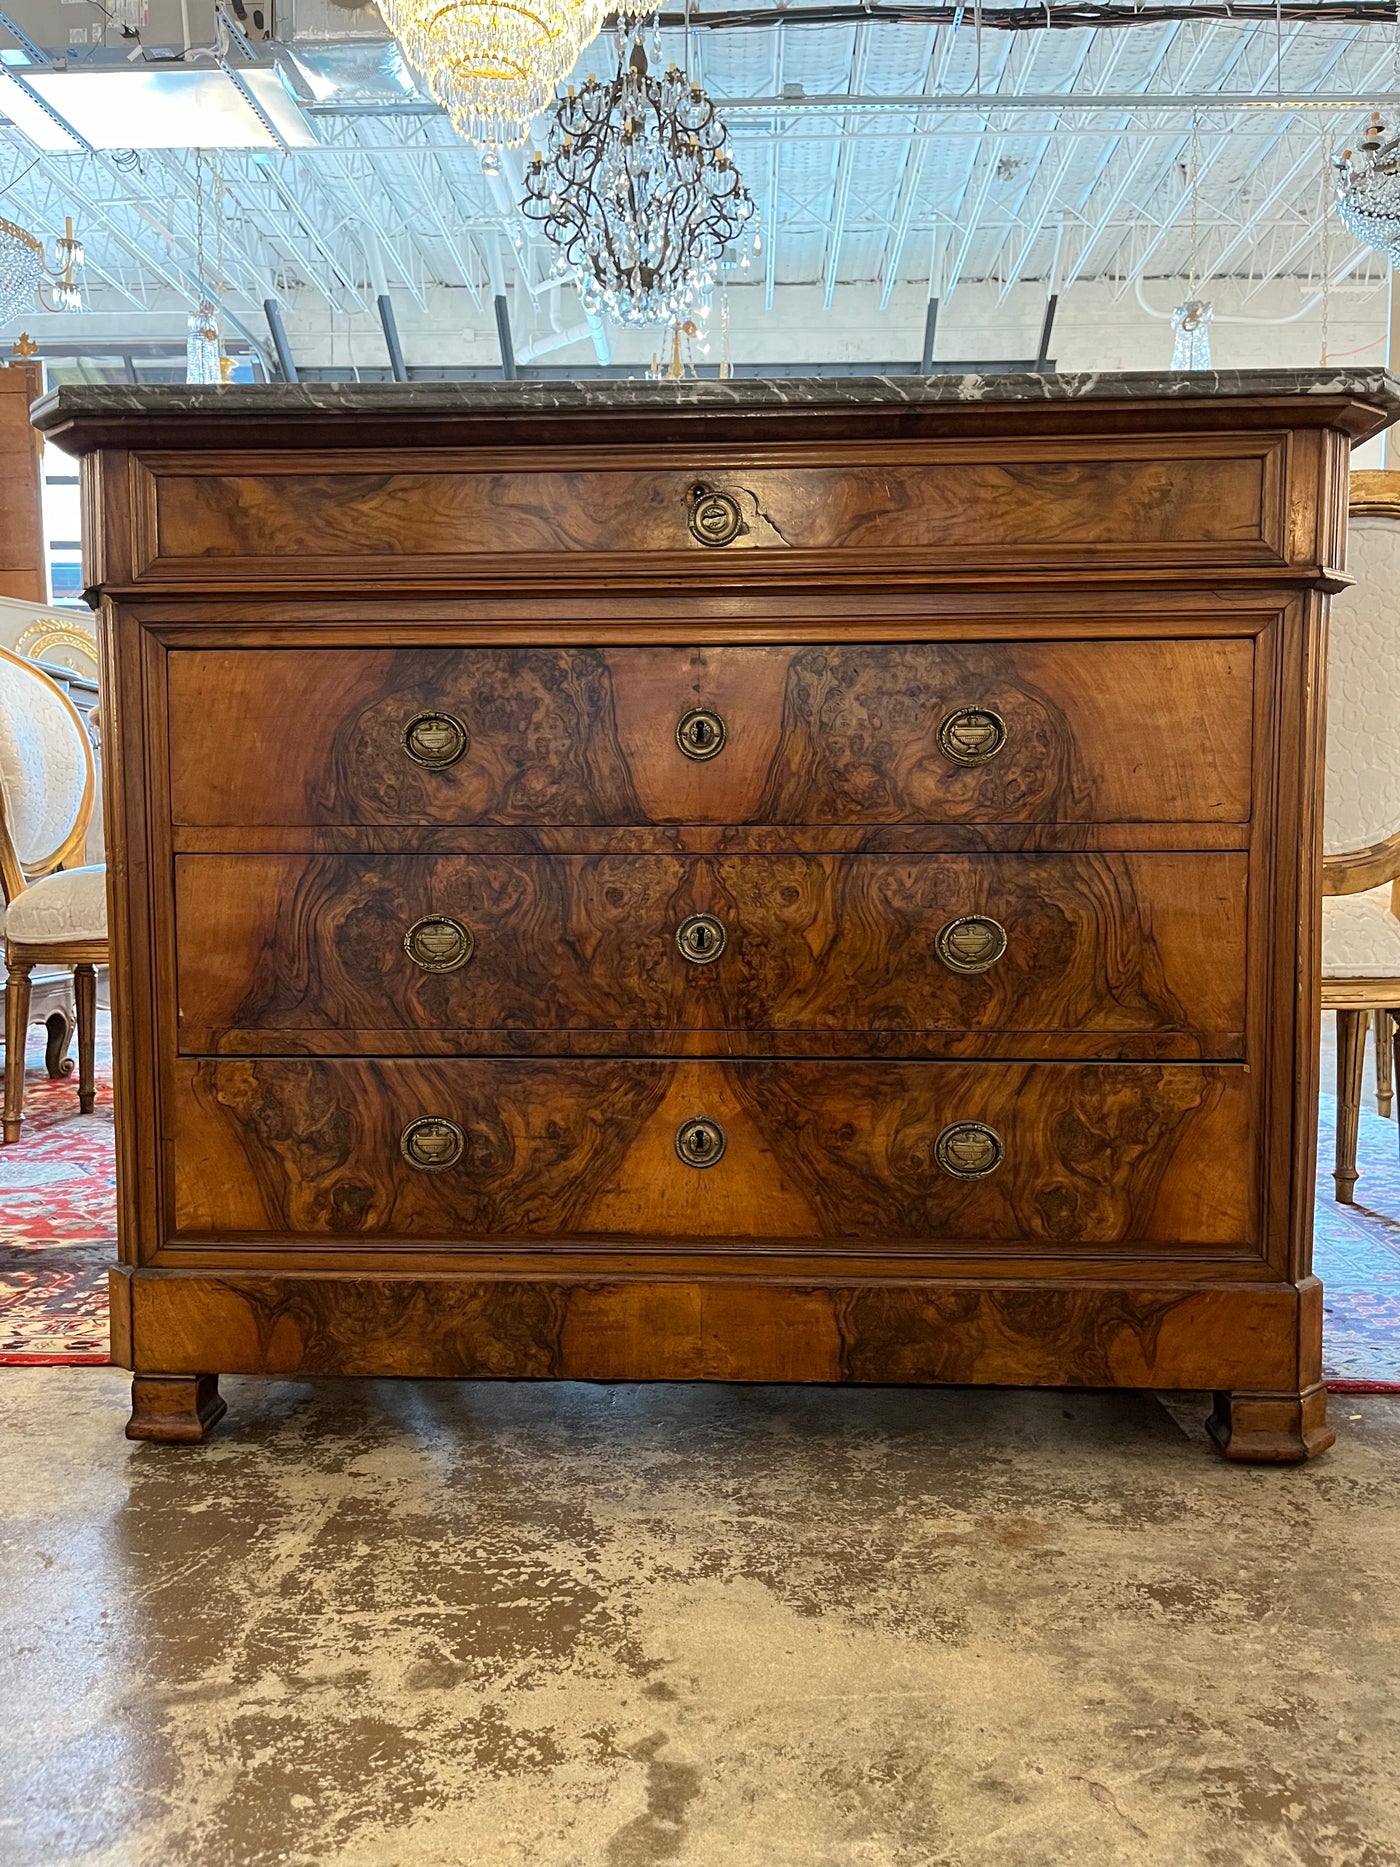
top-left (0, 643), bottom-right (94, 905)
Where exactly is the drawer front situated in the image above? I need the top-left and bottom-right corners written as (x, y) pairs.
top-left (145, 445), bottom-right (1276, 569)
top-left (168, 640), bottom-right (1253, 829)
top-left (175, 851), bottom-right (1246, 1058)
top-left (171, 1058), bottom-right (1250, 1249)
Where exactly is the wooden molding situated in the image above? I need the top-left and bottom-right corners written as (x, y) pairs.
top-left (1321, 830), bottom-right (1400, 895)
top-left (6, 938), bottom-right (107, 966)
top-left (1321, 976), bottom-right (1400, 1009)
top-left (1349, 468), bottom-right (1400, 518)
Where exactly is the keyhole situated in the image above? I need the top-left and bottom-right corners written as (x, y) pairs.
top-left (676, 914), bottom-right (726, 964)
top-left (676, 707), bottom-right (726, 761)
top-left (675, 1116), bottom-right (726, 1166)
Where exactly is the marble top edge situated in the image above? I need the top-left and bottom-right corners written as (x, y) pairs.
top-left (31, 367), bottom-right (1400, 427)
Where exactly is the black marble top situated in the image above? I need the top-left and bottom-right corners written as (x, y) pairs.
top-left (30, 367), bottom-right (1400, 427)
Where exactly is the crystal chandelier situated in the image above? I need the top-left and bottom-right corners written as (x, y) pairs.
top-left (1336, 113), bottom-right (1400, 266)
top-left (521, 24), bottom-right (758, 327)
top-left (0, 215), bottom-right (83, 326)
top-left (379, 0), bottom-right (605, 148)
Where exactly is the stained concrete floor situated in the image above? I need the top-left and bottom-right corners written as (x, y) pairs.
top-left (2, 1371), bottom-right (1399, 1867)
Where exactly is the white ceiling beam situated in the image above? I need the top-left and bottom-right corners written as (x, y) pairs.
top-left (989, 28), bottom-right (1135, 300)
top-left (1192, 42), bottom-right (1394, 290)
top-left (877, 23), bottom-right (956, 310)
top-left (1092, 16), bottom-right (1337, 288)
top-left (820, 23), bottom-right (869, 311)
top-left (1059, 22), bottom-right (1233, 291)
top-left (762, 16), bottom-right (783, 311)
top-left (941, 34), bottom-right (1028, 304)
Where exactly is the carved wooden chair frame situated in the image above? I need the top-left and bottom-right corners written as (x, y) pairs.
top-left (1324, 470), bottom-right (1400, 1199)
top-left (0, 643), bottom-right (106, 1142)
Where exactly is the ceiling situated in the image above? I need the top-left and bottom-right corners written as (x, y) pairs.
top-left (1, 0), bottom-right (1397, 370)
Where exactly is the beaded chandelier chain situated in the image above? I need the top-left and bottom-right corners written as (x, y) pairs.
top-left (521, 21), bottom-right (758, 327)
top-left (379, 0), bottom-right (605, 149)
top-left (1336, 112), bottom-right (1400, 267)
top-left (0, 215), bottom-right (83, 326)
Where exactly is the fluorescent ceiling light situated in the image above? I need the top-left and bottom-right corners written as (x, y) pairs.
top-left (17, 66), bottom-right (316, 150)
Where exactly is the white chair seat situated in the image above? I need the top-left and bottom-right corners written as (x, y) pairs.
top-left (2, 863), bottom-right (107, 945)
top-left (1322, 883), bottom-right (1400, 978)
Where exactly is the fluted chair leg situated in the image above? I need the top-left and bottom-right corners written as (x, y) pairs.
top-left (1376, 1009), bottom-right (1395, 1117)
top-left (74, 963), bottom-right (97, 1116)
top-left (1335, 1009), bottom-right (1369, 1203)
top-left (2, 957), bottom-right (32, 1145)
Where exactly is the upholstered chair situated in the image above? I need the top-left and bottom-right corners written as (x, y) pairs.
top-left (1322, 471), bottom-right (1400, 1200)
top-left (0, 645), bottom-right (107, 1143)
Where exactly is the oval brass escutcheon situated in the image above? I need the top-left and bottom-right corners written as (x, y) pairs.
top-left (400, 1115), bottom-right (466, 1172)
top-left (403, 914), bottom-right (475, 973)
top-left (688, 484), bottom-right (744, 548)
top-left (938, 706), bottom-right (1007, 766)
top-left (935, 914), bottom-right (1008, 975)
top-left (401, 711), bottom-right (470, 769)
top-left (676, 1117), bottom-right (727, 1168)
top-left (676, 913), bottom-right (727, 964)
top-left (676, 706), bottom-right (727, 761)
top-left (934, 1120), bottom-right (1005, 1180)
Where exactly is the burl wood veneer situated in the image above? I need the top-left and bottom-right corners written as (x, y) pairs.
top-left (35, 371), bottom-right (1400, 1460)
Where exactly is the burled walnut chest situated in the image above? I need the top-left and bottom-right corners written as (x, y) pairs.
top-left (36, 371), bottom-right (1399, 1457)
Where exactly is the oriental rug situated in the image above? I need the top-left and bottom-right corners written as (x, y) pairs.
top-left (2, 1019), bottom-right (1399, 1388)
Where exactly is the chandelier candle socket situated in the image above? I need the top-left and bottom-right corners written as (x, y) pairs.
top-left (522, 31), bottom-right (758, 326)
top-left (1336, 112), bottom-right (1400, 267)
top-left (380, 0), bottom-right (605, 148)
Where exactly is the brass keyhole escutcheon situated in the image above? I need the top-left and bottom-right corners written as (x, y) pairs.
top-left (404, 915), bottom-right (475, 973)
top-left (935, 915), bottom-right (1007, 975)
top-left (688, 484), bottom-right (744, 548)
top-left (401, 711), bottom-right (470, 769)
top-left (934, 1120), bottom-right (1004, 1180)
top-left (400, 1115), bottom-right (466, 1172)
top-left (676, 1117), bottom-right (727, 1168)
top-left (938, 706), bottom-right (1007, 767)
top-left (676, 706), bottom-right (727, 762)
top-left (676, 913), bottom-right (727, 965)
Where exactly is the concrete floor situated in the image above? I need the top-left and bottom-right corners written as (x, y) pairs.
top-left (3, 1372), bottom-right (1399, 1867)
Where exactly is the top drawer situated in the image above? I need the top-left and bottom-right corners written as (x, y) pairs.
top-left (167, 639), bottom-right (1253, 830)
top-left (135, 440), bottom-right (1283, 580)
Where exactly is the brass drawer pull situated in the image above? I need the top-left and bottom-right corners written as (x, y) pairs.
top-left (936, 915), bottom-right (1007, 975)
top-left (677, 706), bottom-right (726, 761)
top-left (688, 483), bottom-right (744, 547)
top-left (676, 1117), bottom-right (727, 1167)
top-left (400, 1116), bottom-right (466, 1171)
top-left (401, 711), bottom-right (470, 769)
top-left (404, 915), bottom-right (475, 972)
top-left (676, 913), bottom-right (726, 964)
top-left (935, 1121), bottom-right (1004, 1179)
top-left (938, 706), bottom-right (1006, 766)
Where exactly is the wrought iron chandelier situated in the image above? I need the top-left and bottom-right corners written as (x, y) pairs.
top-left (0, 215), bottom-right (83, 327)
top-left (521, 22), bottom-right (758, 326)
top-left (379, 0), bottom-right (605, 148)
top-left (1336, 112), bottom-right (1400, 266)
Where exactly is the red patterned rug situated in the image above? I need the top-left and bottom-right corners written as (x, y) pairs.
top-left (0, 1013), bottom-right (113, 1363)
